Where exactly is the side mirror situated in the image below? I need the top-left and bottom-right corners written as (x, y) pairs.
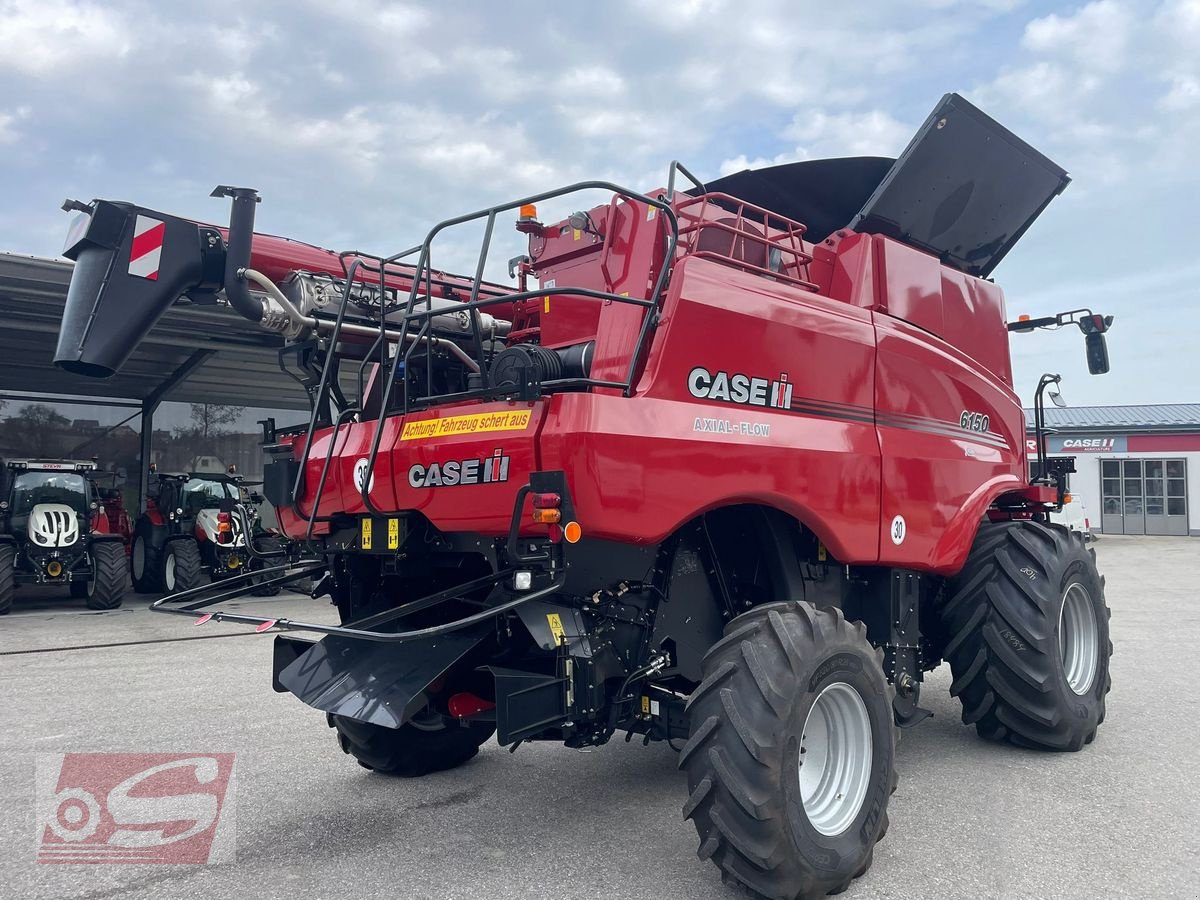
top-left (1085, 332), bottom-right (1109, 375)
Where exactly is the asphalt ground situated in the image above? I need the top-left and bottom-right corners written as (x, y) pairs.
top-left (1, 535), bottom-right (1197, 899)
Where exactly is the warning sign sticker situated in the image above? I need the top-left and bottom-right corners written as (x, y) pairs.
top-left (546, 613), bottom-right (567, 646)
top-left (400, 409), bottom-right (532, 441)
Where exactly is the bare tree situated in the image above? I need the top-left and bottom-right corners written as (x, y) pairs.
top-left (186, 404), bottom-right (246, 440)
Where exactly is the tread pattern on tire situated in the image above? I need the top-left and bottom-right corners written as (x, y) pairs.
top-left (937, 520), bottom-right (1112, 751)
top-left (0, 544), bottom-right (14, 615)
top-left (680, 601), bottom-right (893, 900)
top-left (87, 541), bottom-right (127, 610)
top-left (166, 540), bottom-right (204, 592)
top-left (131, 532), bottom-right (163, 593)
top-left (329, 713), bottom-right (495, 778)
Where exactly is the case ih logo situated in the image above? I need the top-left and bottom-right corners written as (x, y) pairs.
top-left (36, 753), bottom-right (236, 864)
top-left (1062, 438), bottom-right (1117, 450)
top-left (409, 449), bottom-right (510, 488)
top-left (688, 367), bottom-right (793, 409)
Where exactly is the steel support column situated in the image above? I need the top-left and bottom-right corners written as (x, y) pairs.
top-left (138, 350), bottom-right (215, 512)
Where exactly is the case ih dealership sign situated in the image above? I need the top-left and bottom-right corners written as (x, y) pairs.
top-left (1025, 435), bottom-right (1128, 453)
top-left (1055, 435), bottom-right (1127, 452)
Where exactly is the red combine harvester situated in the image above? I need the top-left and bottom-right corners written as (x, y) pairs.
top-left (55, 94), bottom-right (1114, 899)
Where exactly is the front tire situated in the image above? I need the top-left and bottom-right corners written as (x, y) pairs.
top-left (329, 711), bottom-right (495, 777)
top-left (936, 520), bottom-right (1112, 751)
top-left (86, 541), bottom-right (127, 610)
top-left (130, 531), bottom-right (163, 593)
top-left (163, 540), bottom-right (204, 593)
top-left (680, 601), bottom-right (895, 900)
top-left (0, 544), bottom-right (14, 615)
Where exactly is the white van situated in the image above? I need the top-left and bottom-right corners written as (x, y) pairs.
top-left (1051, 493), bottom-right (1095, 541)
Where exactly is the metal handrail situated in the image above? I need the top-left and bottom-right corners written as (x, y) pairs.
top-left (357, 180), bottom-right (680, 517)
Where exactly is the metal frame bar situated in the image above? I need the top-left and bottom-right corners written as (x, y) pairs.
top-left (150, 560), bottom-right (565, 643)
top-left (138, 350), bottom-right (216, 512)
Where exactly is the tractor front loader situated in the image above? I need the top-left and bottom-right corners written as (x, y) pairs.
top-left (53, 93), bottom-right (1113, 899)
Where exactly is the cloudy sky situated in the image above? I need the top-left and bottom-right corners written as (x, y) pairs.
top-left (2, 0), bottom-right (1197, 407)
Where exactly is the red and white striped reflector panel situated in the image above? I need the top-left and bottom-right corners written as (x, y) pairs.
top-left (128, 215), bottom-right (165, 280)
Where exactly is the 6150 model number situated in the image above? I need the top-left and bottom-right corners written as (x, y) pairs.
top-left (959, 410), bottom-right (990, 433)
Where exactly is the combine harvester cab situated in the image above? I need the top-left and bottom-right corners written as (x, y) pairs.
top-left (55, 93), bottom-right (1117, 900)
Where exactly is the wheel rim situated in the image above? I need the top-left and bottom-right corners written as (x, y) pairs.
top-left (165, 552), bottom-right (176, 591)
top-left (1059, 582), bottom-right (1099, 695)
top-left (799, 681), bottom-right (873, 837)
top-left (408, 708), bottom-right (448, 733)
top-left (132, 538), bottom-right (144, 580)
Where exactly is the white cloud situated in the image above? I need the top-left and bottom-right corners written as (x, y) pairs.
top-left (0, 106), bottom-right (30, 144)
top-left (718, 108), bottom-right (909, 176)
top-left (1159, 74), bottom-right (1200, 109)
top-left (0, 0), bottom-right (131, 75)
top-left (1022, 1), bottom-right (1133, 70)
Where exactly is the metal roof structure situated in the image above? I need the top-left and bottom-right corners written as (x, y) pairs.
top-left (1023, 404), bottom-right (1200, 432)
top-left (0, 252), bottom-right (305, 409)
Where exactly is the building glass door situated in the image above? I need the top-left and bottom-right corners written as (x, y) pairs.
top-left (1100, 458), bottom-right (1188, 535)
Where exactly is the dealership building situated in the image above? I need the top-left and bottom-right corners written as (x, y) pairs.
top-left (1026, 405), bottom-right (1200, 536)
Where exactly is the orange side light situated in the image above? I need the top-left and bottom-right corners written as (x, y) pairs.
top-left (1063, 492), bottom-right (1073, 504)
top-left (563, 521), bottom-right (582, 544)
top-left (532, 508), bottom-right (561, 525)
top-left (1018, 314), bottom-right (1031, 321)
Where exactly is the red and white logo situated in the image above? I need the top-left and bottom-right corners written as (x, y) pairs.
top-left (128, 215), bottom-right (166, 281)
top-left (36, 753), bottom-right (236, 864)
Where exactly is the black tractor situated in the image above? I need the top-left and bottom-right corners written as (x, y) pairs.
top-left (129, 468), bottom-right (280, 595)
top-left (0, 460), bottom-right (129, 613)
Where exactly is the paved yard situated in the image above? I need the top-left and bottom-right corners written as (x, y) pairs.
top-left (1, 536), bottom-right (1197, 899)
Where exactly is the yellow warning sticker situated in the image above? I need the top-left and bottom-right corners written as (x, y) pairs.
top-left (544, 296), bottom-right (551, 314)
top-left (387, 518), bottom-right (400, 550)
top-left (817, 543), bottom-right (827, 562)
top-left (572, 228), bottom-right (581, 241)
top-left (546, 613), bottom-right (567, 646)
top-left (640, 696), bottom-right (651, 715)
top-left (360, 518), bottom-right (373, 550)
top-left (400, 409), bottom-right (532, 441)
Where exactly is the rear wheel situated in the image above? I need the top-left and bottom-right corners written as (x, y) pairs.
top-left (329, 710), bottom-right (495, 777)
top-left (936, 520), bottom-right (1112, 751)
top-left (86, 541), bottom-right (127, 610)
top-left (0, 544), bottom-right (14, 615)
top-left (680, 601), bottom-right (895, 900)
top-left (130, 531), bottom-right (163, 593)
top-left (163, 540), bottom-right (204, 594)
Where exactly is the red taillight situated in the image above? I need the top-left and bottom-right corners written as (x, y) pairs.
top-left (217, 511), bottom-right (232, 544)
top-left (531, 492), bottom-right (561, 525)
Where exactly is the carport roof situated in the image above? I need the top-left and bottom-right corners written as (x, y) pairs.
top-left (0, 251), bottom-right (307, 409)
top-left (1023, 404), bottom-right (1200, 432)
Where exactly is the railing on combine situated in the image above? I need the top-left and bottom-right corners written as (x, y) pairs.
top-left (673, 192), bottom-right (818, 292)
top-left (665, 158), bottom-right (818, 292)
top-left (283, 180), bottom-right (679, 524)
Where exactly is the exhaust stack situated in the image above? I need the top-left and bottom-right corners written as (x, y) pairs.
top-left (56, 200), bottom-right (226, 377)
